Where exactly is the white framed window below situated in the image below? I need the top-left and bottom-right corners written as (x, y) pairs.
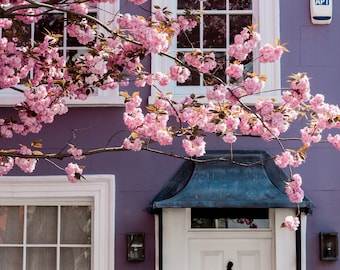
top-left (150, 0), bottom-right (281, 105)
top-left (0, 2), bottom-right (125, 107)
top-left (0, 174), bottom-right (115, 270)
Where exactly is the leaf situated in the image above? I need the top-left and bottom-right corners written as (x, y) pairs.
top-left (0, 149), bottom-right (17, 153)
top-left (131, 132), bottom-right (139, 139)
top-left (31, 140), bottom-right (43, 148)
top-left (120, 91), bottom-right (130, 99)
top-left (132, 91), bottom-right (140, 98)
top-left (32, 150), bottom-right (44, 156)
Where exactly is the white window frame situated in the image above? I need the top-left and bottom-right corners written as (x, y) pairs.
top-left (0, 174), bottom-right (115, 270)
top-left (149, 0), bottom-right (281, 105)
top-left (0, 2), bottom-right (125, 107)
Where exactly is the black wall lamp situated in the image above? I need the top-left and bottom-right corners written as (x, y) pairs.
top-left (127, 233), bottom-right (145, 262)
top-left (320, 232), bottom-right (338, 261)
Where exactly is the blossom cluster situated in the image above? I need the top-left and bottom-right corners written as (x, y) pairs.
top-left (285, 174), bottom-right (304, 204)
top-left (282, 215), bottom-right (300, 231)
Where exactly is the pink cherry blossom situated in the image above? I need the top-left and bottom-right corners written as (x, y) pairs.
top-left (225, 63), bottom-right (244, 79)
top-left (240, 76), bottom-right (265, 95)
top-left (259, 43), bottom-right (285, 63)
top-left (177, 15), bottom-right (198, 31)
top-left (0, 18), bottom-right (12, 29)
top-left (283, 215), bottom-right (300, 231)
top-left (327, 134), bottom-right (340, 151)
top-left (65, 163), bottom-right (83, 183)
top-left (169, 65), bottom-right (191, 83)
top-left (285, 174), bottom-right (304, 203)
top-left (182, 137), bottom-right (206, 157)
top-left (0, 157), bottom-right (14, 176)
top-left (123, 138), bottom-right (143, 151)
top-left (67, 146), bottom-right (85, 160)
top-left (15, 145), bottom-right (37, 173)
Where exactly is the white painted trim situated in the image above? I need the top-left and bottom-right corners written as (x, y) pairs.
top-left (300, 213), bottom-right (307, 270)
top-left (159, 207), bottom-right (305, 270)
top-left (274, 208), bottom-right (297, 270)
top-left (0, 174), bottom-right (115, 270)
top-left (154, 214), bottom-right (160, 270)
top-left (149, 0), bottom-right (282, 105)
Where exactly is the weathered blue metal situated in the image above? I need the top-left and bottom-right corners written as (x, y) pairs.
top-left (150, 150), bottom-right (314, 213)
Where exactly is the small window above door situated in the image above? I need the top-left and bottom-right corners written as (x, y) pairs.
top-left (191, 208), bottom-right (269, 229)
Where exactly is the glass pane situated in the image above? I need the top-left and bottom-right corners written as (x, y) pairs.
top-left (0, 247), bottom-right (23, 270)
top-left (191, 208), bottom-right (269, 229)
top-left (230, 14), bottom-right (252, 44)
top-left (61, 206), bottom-right (91, 244)
top-left (176, 52), bottom-right (200, 86)
top-left (66, 49), bottom-right (88, 64)
top-left (203, 15), bottom-right (226, 48)
top-left (177, 21), bottom-right (200, 48)
top-left (34, 13), bottom-right (64, 46)
top-left (2, 21), bottom-right (31, 46)
top-left (204, 0), bottom-right (226, 10)
top-left (60, 247), bottom-right (91, 270)
top-left (229, 0), bottom-right (252, 10)
top-left (0, 206), bottom-right (24, 244)
top-left (178, 0), bottom-right (200, 9)
top-left (27, 206), bottom-right (57, 244)
top-left (204, 52), bottom-right (227, 84)
top-left (67, 12), bottom-right (97, 47)
top-left (27, 248), bottom-right (56, 270)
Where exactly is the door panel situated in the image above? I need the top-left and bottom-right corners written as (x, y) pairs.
top-left (189, 238), bottom-right (272, 270)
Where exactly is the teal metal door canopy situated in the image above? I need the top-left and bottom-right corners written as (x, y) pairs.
top-left (150, 150), bottom-right (314, 213)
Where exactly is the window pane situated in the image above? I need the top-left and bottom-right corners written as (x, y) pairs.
top-left (191, 208), bottom-right (269, 229)
top-left (27, 247), bottom-right (56, 270)
top-left (27, 206), bottom-right (57, 244)
top-left (34, 13), bottom-right (64, 46)
top-left (61, 247), bottom-right (91, 270)
top-left (204, 52), bottom-right (227, 84)
top-left (178, 0), bottom-right (200, 9)
top-left (177, 52), bottom-right (200, 86)
top-left (229, 0), bottom-right (252, 10)
top-left (61, 206), bottom-right (91, 244)
top-left (177, 22), bottom-right (200, 48)
top-left (203, 14), bottom-right (226, 48)
top-left (230, 14), bottom-right (252, 44)
top-left (66, 12), bottom-right (97, 47)
top-left (0, 206), bottom-right (24, 244)
top-left (2, 21), bottom-right (31, 46)
top-left (67, 49), bottom-right (88, 63)
top-left (0, 247), bottom-right (22, 270)
top-left (204, 0), bottom-right (226, 10)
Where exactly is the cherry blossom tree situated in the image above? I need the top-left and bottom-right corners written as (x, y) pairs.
top-left (1, 0), bottom-right (340, 231)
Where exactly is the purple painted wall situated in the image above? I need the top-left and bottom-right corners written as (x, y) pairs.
top-left (2, 1), bottom-right (340, 269)
top-left (281, 1), bottom-right (340, 269)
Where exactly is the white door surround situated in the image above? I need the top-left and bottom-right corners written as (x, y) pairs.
top-left (156, 208), bottom-right (307, 270)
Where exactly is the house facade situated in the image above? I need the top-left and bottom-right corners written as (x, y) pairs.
top-left (0, 0), bottom-right (340, 270)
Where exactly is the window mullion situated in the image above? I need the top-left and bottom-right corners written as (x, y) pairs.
top-left (23, 205), bottom-right (27, 270)
top-left (56, 205), bottom-right (61, 270)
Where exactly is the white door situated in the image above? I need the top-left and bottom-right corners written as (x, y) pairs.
top-left (161, 208), bottom-right (301, 270)
top-left (189, 238), bottom-right (272, 270)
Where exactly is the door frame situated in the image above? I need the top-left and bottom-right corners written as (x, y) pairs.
top-left (155, 208), bottom-right (307, 270)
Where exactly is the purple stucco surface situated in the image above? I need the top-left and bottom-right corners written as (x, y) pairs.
top-left (281, 1), bottom-right (340, 269)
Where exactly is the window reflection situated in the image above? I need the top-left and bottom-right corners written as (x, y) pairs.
top-left (0, 204), bottom-right (92, 269)
top-left (176, 0), bottom-right (254, 87)
top-left (0, 206), bottom-right (24, 244)
top-left (191, 208), bottom-right (269, 229)
top-left (229, 0), bottom-right (252, 10)
top-left (203, 15), bottom-right (226, 48)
